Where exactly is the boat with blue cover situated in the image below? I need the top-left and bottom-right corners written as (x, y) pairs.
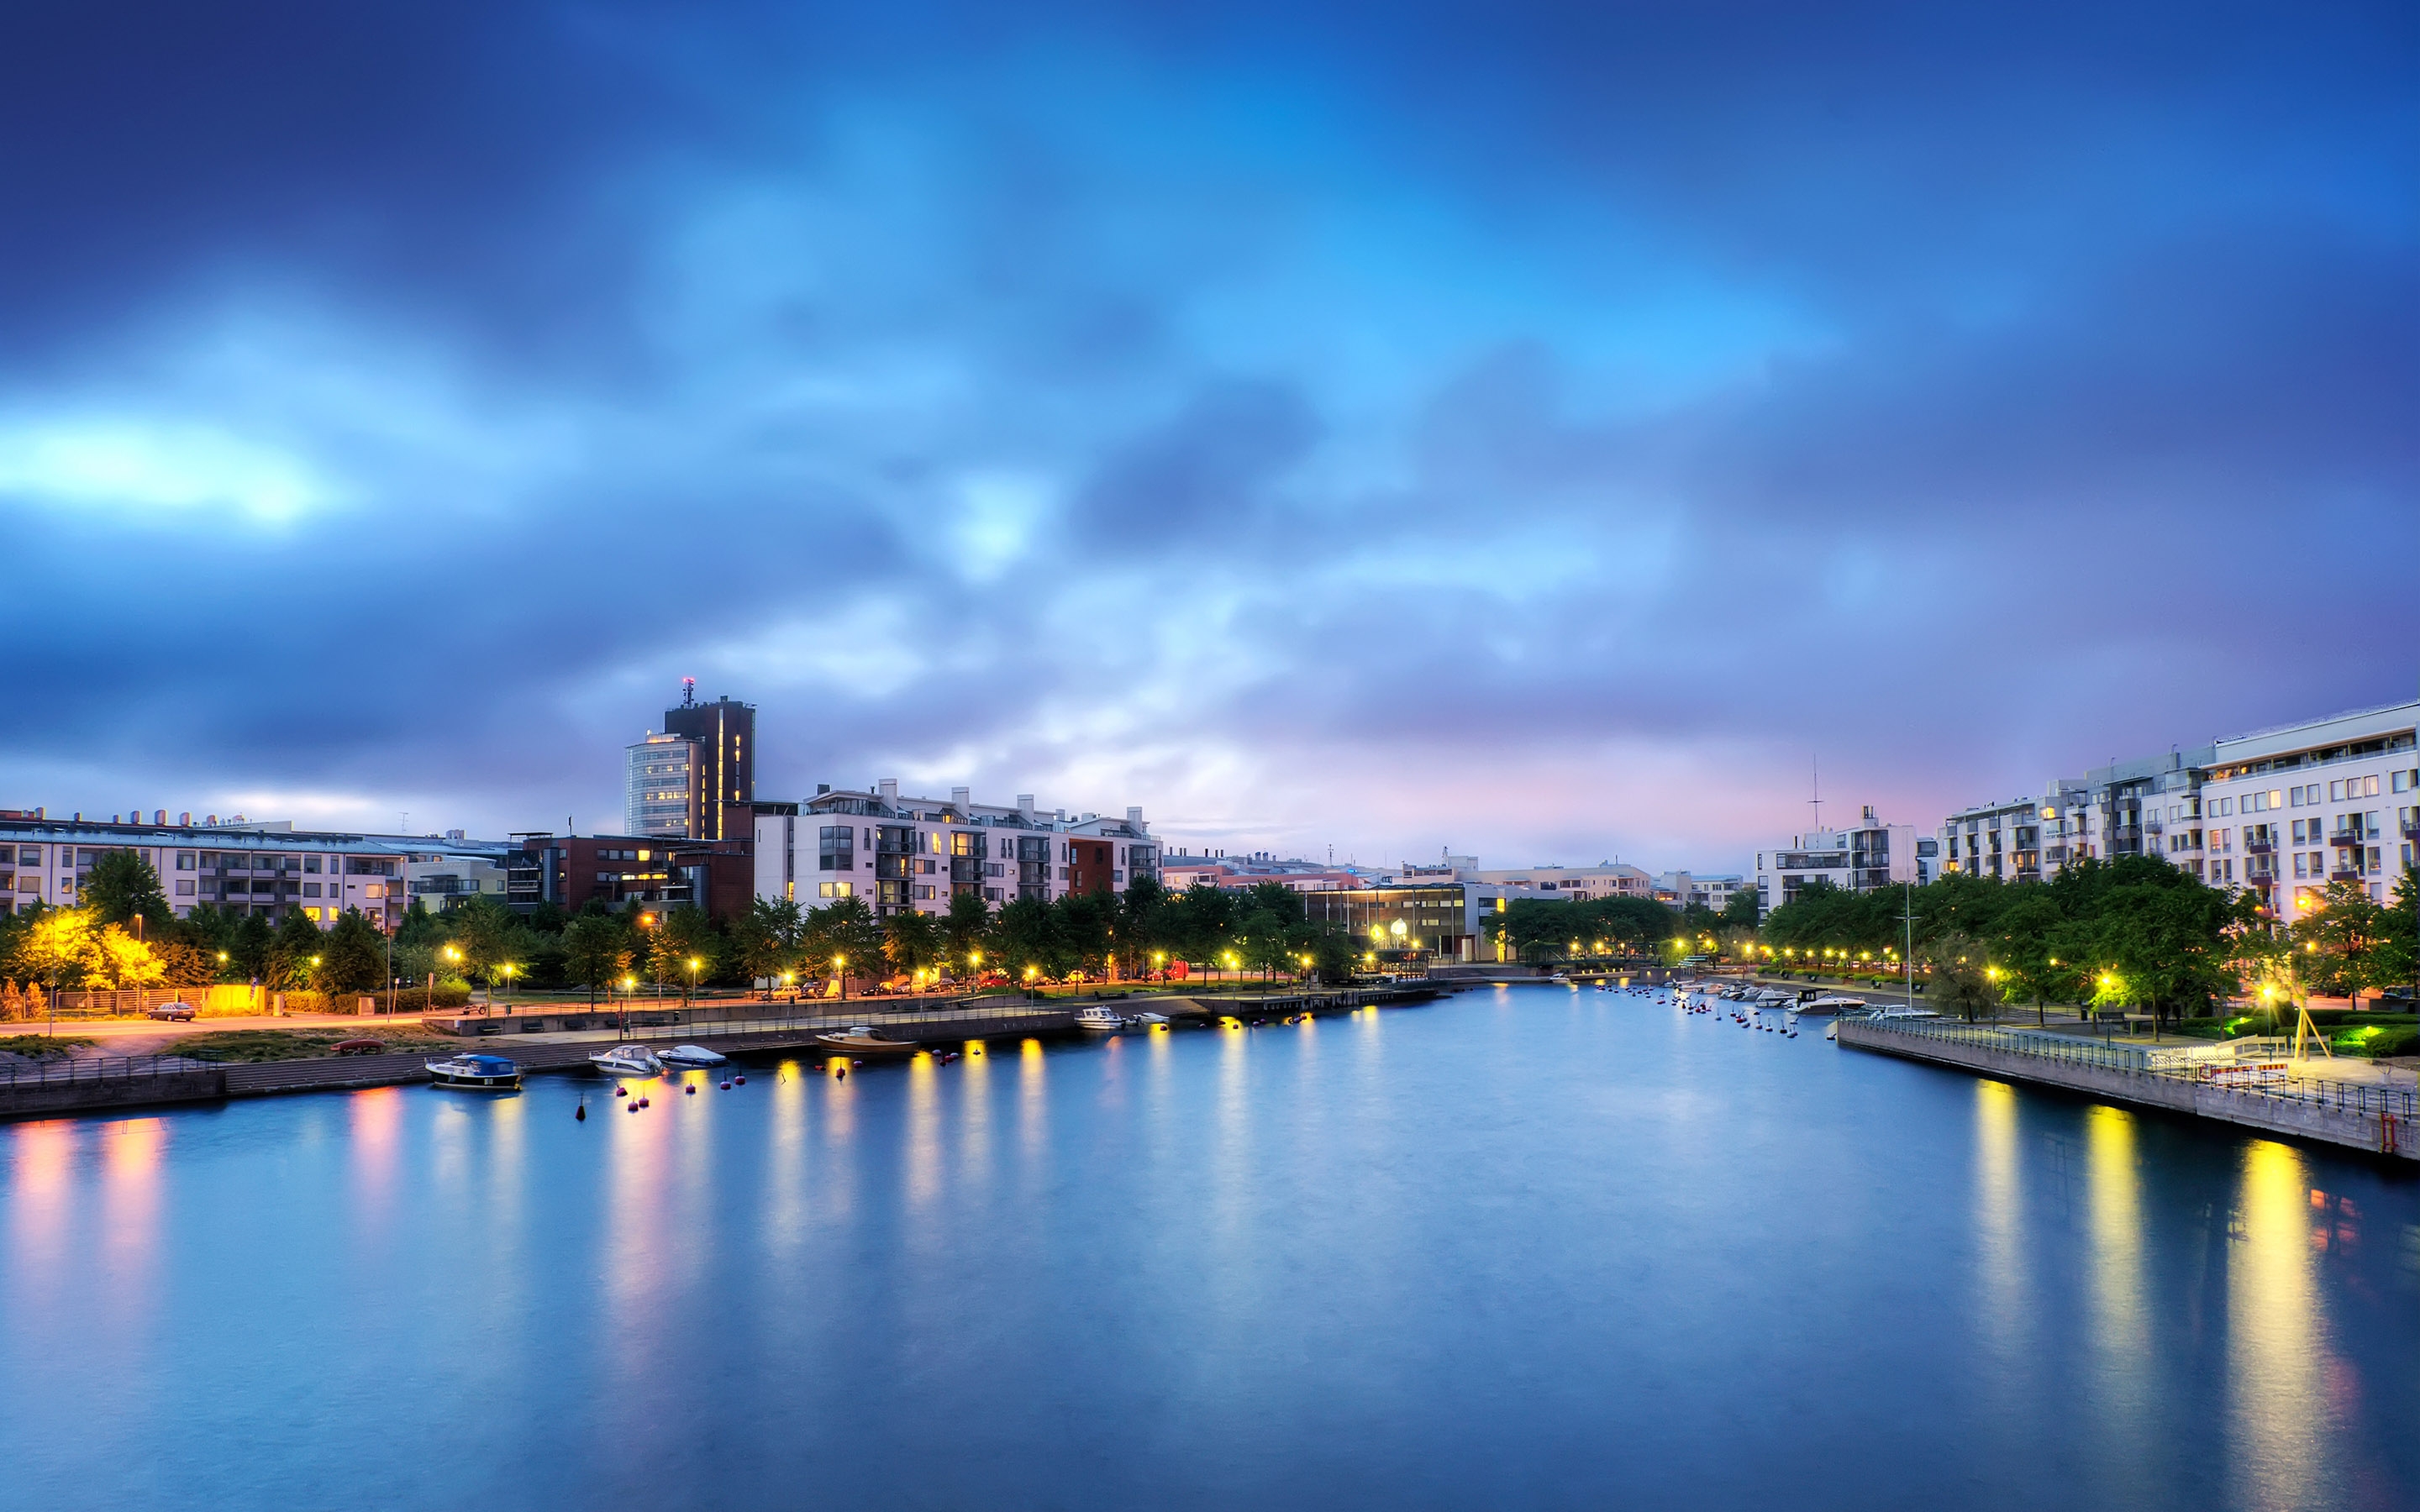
top-left (426, 1053), bottom-right (522, 1090)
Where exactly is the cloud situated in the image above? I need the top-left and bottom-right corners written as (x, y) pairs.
top-left (0, 2), bottom-right (2412, 869)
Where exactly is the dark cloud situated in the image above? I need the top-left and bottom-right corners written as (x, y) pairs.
top-left (0, 1), bottom-right (2412, 862)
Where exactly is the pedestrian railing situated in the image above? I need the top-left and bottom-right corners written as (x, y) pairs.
top-left (1, 1055), bottom-right (219, 1089)
top-left (1854, 1016), bottom-right (2418, 1119)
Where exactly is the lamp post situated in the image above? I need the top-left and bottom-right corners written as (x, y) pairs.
top-left (835, 954), bottom-right (848, 1005)
top-left (685, 955), bottom-right (699, 1009)
top-left (498, 962), bottom-right (514, 1015)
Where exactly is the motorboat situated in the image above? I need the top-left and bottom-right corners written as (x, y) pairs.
top-left (1133, 1011), bottom-right (1171, 1025)
top-left (427, 1053), bottom-right (522, 1090)
top-left (812, 1028), bottom-right (920, 1058)
top-left (659, 1044), bottom-right (728, 1068)
top-left (1073, 1005), bottom-right (1129, 1031)
top-left (589, 1045), bottom-right (664, 1077)
top-left (1796, 995), bottom-right (1871, 1016)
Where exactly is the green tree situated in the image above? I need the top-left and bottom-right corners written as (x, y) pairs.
top-left (881, 907), bottom-right (944, 979)
top-left (267, 908), bottom-right (327, 991)
top-left (445, 897), bottom-right (521, 992)
top-left (80, 848), bottom-right (173, 932)
top-left (2290, 879), bottom-right (2392, 997)
top-left (229, 911), bottom-right (276, 984)
top-left (647, 905), bottom-right (718, 1001)
top-left (1926, 931), bottom-right (1998, 1023)
top-left (731, 896), bottom-right (805, 995)
top-left (561, 911), bottom-right (633, 1005)
top-left (318, 910), bottom-right (389, 996)
top-left (809, 895), bottom-right (883, 985)
top-left (990, 896), bottom-right (1060, 987)
top-left (943, 891), bottom-right (993, 978)
top-left (11, 906), bottom-right (102, 996)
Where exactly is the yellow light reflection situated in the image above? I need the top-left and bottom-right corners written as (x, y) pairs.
top-left (1974, 1082), bottom-right (2025, 1389)
top-left (2083, 1106), bottom-right (2149, 1465)
top-left (2228, 1141), bottom-right (2329, 1504)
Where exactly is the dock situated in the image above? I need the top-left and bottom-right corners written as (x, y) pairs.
top-left (1837, 1014), bottom-right (2418, 1162)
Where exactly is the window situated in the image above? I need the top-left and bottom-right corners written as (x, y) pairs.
top-left (913, 885), bottom-right (935, 900)
top-left (2394, 769), bottom-right (2417, 793)
top-left (176, 852), bottom-right (195, 870)
top-left (304, 856), bottom-right (322, 874)
top-left (984, 887), bottom-right (1002, 902)
top-left (303, 882), bottom-right (322, 897)
top-left (363, 884), bottom-right (384, 900)
top-left (917, 858), bottom-right (936, 874)
top-left (2292, 854), bottom-right (2307, 879)
top-left (2215, 797), bottom-right (2232, 816)
top-left (951, 832), bottom-right (976, 857)
top-left (818, 881), bottom-right (854, 899)
top-left (175, 879), bottom-right (194, 896)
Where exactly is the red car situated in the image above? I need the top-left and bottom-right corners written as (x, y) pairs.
top-left (147, 1002), bottom-right (197, 1021)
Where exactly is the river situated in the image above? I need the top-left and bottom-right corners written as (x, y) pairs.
top-left (2, 984), bottom-right (2413, 1510)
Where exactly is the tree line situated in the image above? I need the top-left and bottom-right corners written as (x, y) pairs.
top-left (1754, 858), bottom-right (2418, 1026)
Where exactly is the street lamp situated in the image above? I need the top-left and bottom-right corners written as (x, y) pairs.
top-left (835, 954), bottom-right (849, 1004)
top-left (685, 955), bottom-right (700, 1008)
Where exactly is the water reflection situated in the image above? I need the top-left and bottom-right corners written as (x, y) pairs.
top-left (5, 1122), bottom-right (79, 1304)
top-left (905, 1054), bottom-right (941, 1210)
top-left (1018, 1039), bottom-right (1048, 1177)
top-left (1972, 1082), bottom-right (2025, 1392)
top-left (2083, 1105), bottom-right (2149, 1481)
top-left (959, 1042), bottom-right (992, 1189)
top-left (97, 1118), bottom-right (165, 1333)
top-left (2228, 1141), bottom-right (2330, 1509)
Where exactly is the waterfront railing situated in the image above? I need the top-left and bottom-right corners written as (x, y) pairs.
top-left (1, 1054), bottom-right (218, 1089)
top-left (1855, 1016), bottom-right (2418, 1119)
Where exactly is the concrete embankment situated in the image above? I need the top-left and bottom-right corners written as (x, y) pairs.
top-left (1836, 1016), bottom-right (2417, 1162)
top-left (0, 1005), bottom-right (1078, 1120)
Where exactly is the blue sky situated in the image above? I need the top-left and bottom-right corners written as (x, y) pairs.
top-left (2, 1), bottom-right (2413, 870)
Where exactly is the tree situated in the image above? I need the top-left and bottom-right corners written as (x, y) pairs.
top-left (2290, 879), bottom-right (2392, 998)
top-left (943, 891), bottom-right (993, 977)
top-left (318, 910), bottom-right (389, 996)
top-left (1925, 931), bottom-right (1998, 1023)
top-left (881, 907), bottom-right (943, 979)
top-left (12, 907), bottom-right (101, 998)
top-left (990, 896), bottom-right (1060, 986)
top-left (809, 895), bottom-right (883, 984)
top-left (80, 848), bottom-right (173, 932)
top-left (732, 896), bottom-right (804, 995)
top-left (647, 905), bottom-right (719, 1000)
top-left (445, 897), bottom-right (521, 990)
top-left (1721, 885), bottom-right (1765, 931)
top-left (267, 908), bottom-right (327, 991)
top-left (228, 911), bottom-right (276, 983)
top-left (561, 912), bottom-right (633, 1005)
top-left (96, 925), bottom-right (166, 990)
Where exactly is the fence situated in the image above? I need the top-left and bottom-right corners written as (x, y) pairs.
top-left (1853, 1015), bottom-right (2418, 1120)
top-left (2, 1054), bottom-right (217, 1089)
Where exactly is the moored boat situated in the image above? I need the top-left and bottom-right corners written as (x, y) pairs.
top-left (660, 1044), bottom-right (728, 1068)
top-left (812, 1028), bottom-right (920, 1058)
top-left (1073, 1005), bottom-right (1128, 1031)
top-left (427, 1053), bottom-right (522, 1090)
top-left (590, 1045), bottom-right (664, 1077)
top-left (1794, 995), bottom-right (1870, 1016)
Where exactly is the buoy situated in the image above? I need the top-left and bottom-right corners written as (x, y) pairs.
top-left (836, 1068), bottom-right (846, 1081)
top-left (719, 1080), bottom-right (731, 1090)
top-left (615, 1085), bottom-right (628, 1097)
top-left (687, 1084), bottom-right (697, 1095)
top-left (735, 1074), bottom-right (745, 1084)
top-left (576, 1103), bottom-right (587, 1121)
top-left (626, 1100), bottom-right (638, 1113)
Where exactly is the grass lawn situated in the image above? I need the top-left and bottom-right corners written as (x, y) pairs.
top-left (0, 1034), bottom-right (100, 1059)
top-left (174, 1029), bottom-right (453, 1063)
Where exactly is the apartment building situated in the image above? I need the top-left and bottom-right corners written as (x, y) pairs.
top-left (0, 811), bottom-right (510, 929)
top-left (507, 832), bottom-right (755, 919)
top-left (622, 684), bottom-right (760, 842)
top-left (1651, 871), bottom-right (1746, 911)
top-left (1753, 807), bottom-right (1934, 915)
top-left (2199, 700), bottom-right (2418, 922)
top-left (750, 781), bottom-right (1160, 917)
top-left (1936, 699), bottom-right (2418, 924)
top-left (1301, 879), bottom-right (1555, 963)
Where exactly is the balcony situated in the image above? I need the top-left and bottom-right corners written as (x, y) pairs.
top-left (2329, 832), bottom-right (2371, 848)
top-left (2329, 868), bottom-right (2365, 884)
top-left (2244, 840), bottom-right (2274, 855)
top-left (2405, 821), bottom-right (2420, 843)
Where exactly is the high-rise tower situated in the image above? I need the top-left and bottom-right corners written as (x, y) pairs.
top-left (661, 679), bottom-right (755, 842)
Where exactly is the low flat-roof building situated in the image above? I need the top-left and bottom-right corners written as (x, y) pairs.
top-left (0, 811), bottom-right (512, 930)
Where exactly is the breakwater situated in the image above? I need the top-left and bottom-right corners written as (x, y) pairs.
top-left (1836, 1014), bottom-right (2418, 1161)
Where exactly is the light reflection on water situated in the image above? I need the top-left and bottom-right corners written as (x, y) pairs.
top-left (2228, 1140), bottom-right (2331, 1510)
top-left (0, 986), bottom-right (2412, 1512)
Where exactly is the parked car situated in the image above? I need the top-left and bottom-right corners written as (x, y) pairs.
top-left (147, 1002), bottom-right (197, 1021)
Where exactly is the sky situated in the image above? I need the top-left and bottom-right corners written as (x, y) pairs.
top-left (1, 1), bottom-right (2413, 872)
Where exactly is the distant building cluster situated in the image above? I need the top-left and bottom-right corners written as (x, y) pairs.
top-left (1933, 699), bottom-right (2418, 927)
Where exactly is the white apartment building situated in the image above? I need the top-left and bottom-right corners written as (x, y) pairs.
top-left (2199, 699), bottom-right (2418, 923)
top-left (624, 732), bottom-right (699, 839)
top-left (750, 780), bottom-right (1160, 917)
top-left (1754, 807), bottom-right (1933, 916)
top-left (0, 810), bottom-right (512, 930)
top-left (1651, 871), bottom-right (1746, 911)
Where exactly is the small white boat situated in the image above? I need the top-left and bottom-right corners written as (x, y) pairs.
top-left (590, 1045), bottom-right (664, 1077)
top-left (1797, 995), bottom-right (1870, 1016)
top-left (427, 1053), bottom-right (521, 1090)
top-left (660, 1045), bottom-right (728, 1068)
top-left (1133, 1011), bottom-right (1171, 1025)
top-left (1073, 1005), bottom-right (1128, 1031)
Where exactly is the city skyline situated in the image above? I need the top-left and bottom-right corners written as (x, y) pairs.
top-left (3, 3), bottom-right (2413, 870)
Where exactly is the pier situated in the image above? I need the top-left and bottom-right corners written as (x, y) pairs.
top-left (1837, 1014), bottom-right (2418, 1161)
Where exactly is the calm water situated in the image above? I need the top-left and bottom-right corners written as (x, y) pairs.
top-left (2, 985), bottom-right (2415, 1511)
